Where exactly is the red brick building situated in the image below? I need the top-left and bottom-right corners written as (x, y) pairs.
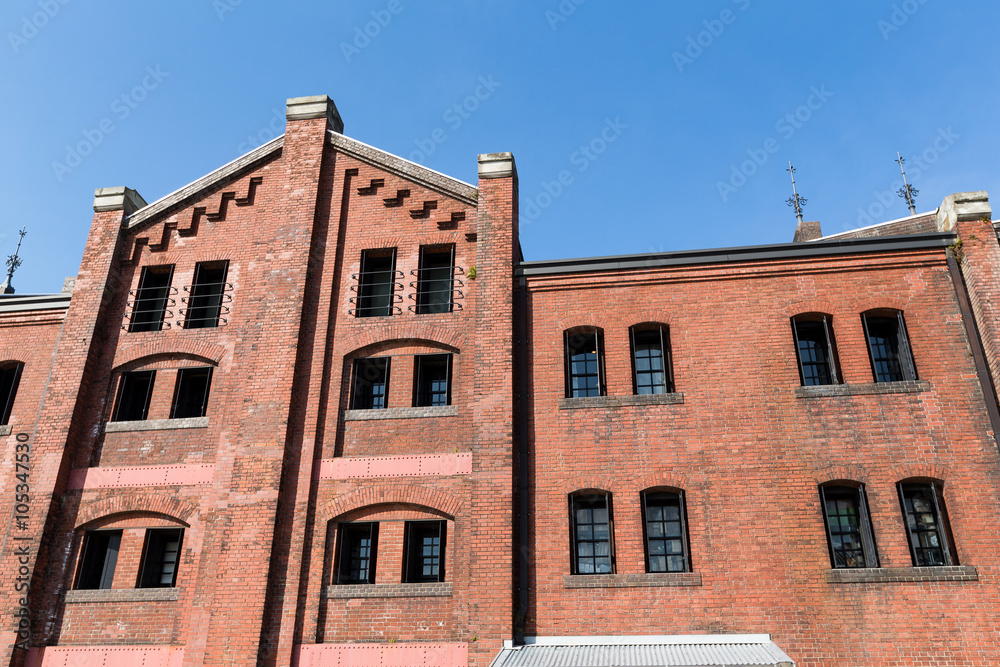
top-left (1, 95), bottom-right (998, 667)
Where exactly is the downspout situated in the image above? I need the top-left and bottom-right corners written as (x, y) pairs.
top-left (514, 274), bottom-right (530, 643)
top-left (947, 252), bottom-right (1000, 447)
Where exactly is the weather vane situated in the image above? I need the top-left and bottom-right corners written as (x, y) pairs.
top-left (786, 162), bottom-right (807, 224)
top-left (1, 226), bottom-right (27, 295)
top-left (896, 152), bottom-right (919, 215)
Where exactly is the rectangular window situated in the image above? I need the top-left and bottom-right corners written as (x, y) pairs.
top-left (404, 521), bottom-right (446, 583)
top-left (112, 370), bottom-right (156, 422)
top-left (75, 530), bottom-right (122, 590)
top-left (642, 491), bottom-right (689, 573)
top-left (138, 528), bottom-right (183, 588)
top-left (351, 358), bottom-right (390, 410)
top-left (129, 265), bottom-right (174, 332)
top-left (862, 312), bottom-right (917, 382)
top-left (184, 261), bottom-right (229, 329)
top-left (899, 482), bottom-right (956, 566)
top-left (355, 249), bottom-right (398, 318)
top-left (170, 367), bottom-right (213, 419)
top-left (631, 326), bottom-right (671, 394)
top-left (820, 485), bottom-right (878, 569)
top-left (565, 329), bottom-right (604, 398)
top-left (0, 363), bottom-right (24, 426)
top-left (414, 354), bottom-right (452, 407)
top-left (336, 523), bottom-right (379, 584)
top-left (792, 316), bottom-right (839, 386)
top-left (415, 246), bottom-right (455, 314)
top-left (570, 493), bottom-right (614, 574)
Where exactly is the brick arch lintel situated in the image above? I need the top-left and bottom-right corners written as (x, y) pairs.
top-left (849, 296), bottom-right (911, 316)
top-left (0, 351), bottom-right (26, 366)
top-left (76, 493), bottom-right (198, 529)
top-left (812, 464), bottom-right (872, 486)
top-left (888, 463), bottom-right (950, 486)
top-left (634, 471), bottom-right (691, 494)
top-left (339, 323), bottom-right (467, 358)
top-left (780, 300), bottom-right (839, 319)
top-left (113, 339), bottom-right (228, 370)
top-left (319, 484), bottom-right (463, 523)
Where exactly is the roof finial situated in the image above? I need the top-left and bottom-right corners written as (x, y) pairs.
top-left (895, 152), bottom-right (919, 216)
top-left (786, 162), bottom-right (807, 224)
top-left (1, 226), bottom-right (27, 295)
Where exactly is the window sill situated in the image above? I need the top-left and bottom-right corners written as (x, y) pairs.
top-left (104, 417), bottom-right (209, 433)
top-left (563, 572), bottom-right (701, 588)
top-left (324, 582), bottom-right (453, 599)
top-left (0, 425), bottom-right (11, 437)
top-left (343, 405), bottom-right (458, 421)
top-left (825, 565), bottom-right (977, 584)
top-left (65, 588), bottom-right (180, 603)
top-left (795, 380), bottom-right (929, 398)
top-left (558, 393), bottom-right (685, 410)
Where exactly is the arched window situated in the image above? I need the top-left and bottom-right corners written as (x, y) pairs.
top-left (791, 314), bottom-right (840, 386)
top-left (862, 310), bottom-right (917, 382)
top-left (640, 488), bottom-right (690, 573)
top-left (629, 324), bottom-right (673, 394)
top-left (819, 482), bottom-right (877, 568)
top-left (898, 480), bottom-right (957, 566)
top-left (0, 361), bottom-right (24, 425)
top-left (569, 490), bottom-right (614, 574)
top-left (564, 327), bottom-right (605, 398)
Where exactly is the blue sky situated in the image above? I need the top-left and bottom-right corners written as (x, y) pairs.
top-left (2, 1), bottom-right (998, 293)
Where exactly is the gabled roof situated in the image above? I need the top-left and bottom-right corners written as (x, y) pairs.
top-left (813, 210), bottom-right (937, 241)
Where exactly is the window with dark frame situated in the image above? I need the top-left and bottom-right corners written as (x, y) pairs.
top-left (898, 481), bottom-right (957, 566)
top-left (183, 261), bottom-right (229, 329)
top-left (75, 530), bottom-right (122, 590)
top-left (641, 490), bottom-right (689, 573)
top-left (791, 315), bottom-right (839, 386)
top-left (138, 528), bottom-right (184, 588)
top-left (862, 311), bottom-right (917, 382)
top-left (565, 328), bottom-right (604, 398)
top-left (415, 246), bottom-right (455, 314)
top-left (111, 370), bottom-right (156, 422)
top-left (630, 325), bottom-right (671, 395)
top-left (0, 362), bottom-right (24, 426)
top-left (403, 521), bottom-right (446, 583)
top-left (351, 358), bottom-right (390, 410)
top-left (414, 354), bottom-right (452, 407)
top-left (570, 492), bottom-right (614, 575)
top-left (355, 249), bottom-right (398, 318)
top-left (819, 484), bottom-right (878, 569)
top-left (170, 367), bottom-right (213, 419)
top-left (336, 522), bottom-right (379, 585)
top-left (129, 265), bottom-right (174, 332)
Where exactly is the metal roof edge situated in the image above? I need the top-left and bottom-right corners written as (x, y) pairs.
top-left (522, 635), bottom-right (774, 646)
top-left (813, 209), bottom-right (938, 241)
top-left (516, 232), bottom-right (955, 277)
top-left (0, 293), bottom-right (71, 313)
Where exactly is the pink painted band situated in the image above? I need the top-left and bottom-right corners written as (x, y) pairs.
top-left (67, 464), bottom-right (215, 490)
top-left (293, 643), bottom-right (468, 667)
top-left (26, 645), bottom-right (184, 667)
top-left (317, 453), bottom-right (472, 480)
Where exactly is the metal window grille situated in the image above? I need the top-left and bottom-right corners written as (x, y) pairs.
top-left (128, 266), bottom-right (175, 332)
top-left (351, 358), bottom-right (390, 410)
top-left (641, 490), bottom-right (689, 573)
top-left (112, 370), bottom-right (156, 422)
top-left (75, 531), bottom-right (122, 590)
top-left (630, 326), bottom-right (671, 395)
top-left (570, 492), bottom-right (614, 575)
top-left (336, 523), bottom-right (379, 585)
top-left (170, 367), bottom-right (214, 419)
top-left (862, 312), bottom-right (917, 382)
top-left (820, 485), bottom-right (877, 568)
top-left (791, 316), bottom-right (839, 386)
top-left (899, 482), bottom-right (955, 566)
top-left (414, 354), bottom-right (451, 407)
top-left (0, 362), bottom-right (23, 426)
top-left (414, 246), bottom-right (456, 314)
top-left (565, 328), bottom-right (604, 398)
top-left (351, 249), bottom-right (402, 317)
top-left (182, 261), bottom-right (231, 329)
top-left (404, 521), bottom-right (446, 583)
top-left (139, 528), bottom-right (184, 588)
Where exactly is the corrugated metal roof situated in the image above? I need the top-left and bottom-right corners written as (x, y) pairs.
top-left (491, 636), bottom-right (794, 667)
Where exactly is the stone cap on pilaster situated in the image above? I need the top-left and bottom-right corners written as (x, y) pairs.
top-left (478, 152), bottom-right (517, 180)
top-left (286, 95), bottom-right (344, 133)
top-left (936, 191), bottom-right (991, 232)
top-left (93, 187), bottom-right (147, 214)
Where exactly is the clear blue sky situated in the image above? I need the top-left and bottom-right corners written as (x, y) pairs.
top-left (2, 1), bottom-right (998, 293)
